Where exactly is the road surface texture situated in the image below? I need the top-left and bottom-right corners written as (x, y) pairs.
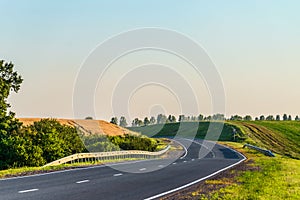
top-left (0, 139), bottom-right (245, 200)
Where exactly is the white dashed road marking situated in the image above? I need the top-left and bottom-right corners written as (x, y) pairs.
top-left (76, 180), bottom-right (90, 184)
top-left (139, 168), bottom-right (147, 171)
top-left (113, 173), bottom-right (123, 177)
top-left (18, 189), bottom-right (39, 194)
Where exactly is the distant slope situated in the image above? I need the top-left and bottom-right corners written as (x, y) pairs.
top-left (129, 121), bottom-right (300, 159)
top-left (229, 121), bottom-right (300, 159)
top-left (19, 118), bottom-right (138, 136)
top-left (128, 122), bottom-right (237, 141)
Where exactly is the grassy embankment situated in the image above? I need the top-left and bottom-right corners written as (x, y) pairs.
top-left (0, 158), bottom-right (142, 179)
top-left (129, 122), bottom-right (239, 141)
top-left (130, 121), bottom-right (300, 199)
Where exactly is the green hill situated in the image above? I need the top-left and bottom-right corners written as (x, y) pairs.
top-left (128, 122), bottom-right (239, 141)
top-left (128, 121), bottom-right (300, 159)
top-left (228, 121), bottom-right (300, 159)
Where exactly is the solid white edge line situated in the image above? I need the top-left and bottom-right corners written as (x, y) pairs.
top-left (144, 146), bottom-right (246, 200)
top-left (18, 188), bottom-right (39, 193)
top-left (76, 180), bottom-right (90, 184)
top-left (172, 140), bottom-right (188, 159)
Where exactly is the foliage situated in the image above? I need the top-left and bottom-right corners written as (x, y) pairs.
top-left (243, 115), bottom-right (252, 121)
top-left (119, 116), bottom-right (127, 127)
top-left (143, 117), bottom-right (150, 126)
top-left (132, 118), bottom-right (143, 127)
top-left (109, 134), bottom-right (158, 152)
top-left (0, 119), bottom-right (86, 169)
top-left (0, 60), bottom-right (24, 169)
top-left (82, 134), bottom-right (119, 152)
top-left (230, 115), bottom-right (243, 121)
top-left (149, 116), bottom-right (156, 124)
top-left (110, 117), bottom-right (118, 125)
top-left (0, 118), bottom-right (160, 170)
top-left (0, 61), bottom-right (23, 137)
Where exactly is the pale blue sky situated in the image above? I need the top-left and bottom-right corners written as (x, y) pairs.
top-left (1, 1), bottom-right (299, 120)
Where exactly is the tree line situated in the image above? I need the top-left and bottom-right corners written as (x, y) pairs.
top-left (110, 113), bottom-right (300, 127)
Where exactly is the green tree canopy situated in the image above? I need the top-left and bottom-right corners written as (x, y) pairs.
top-left (110, 117), bottom-right (118, 125)
top-left (0, 60), bottom-right (23, 135)
top-left (119, 116), bottom-right (128, 127)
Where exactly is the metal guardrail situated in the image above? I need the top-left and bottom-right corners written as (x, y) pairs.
top-left (43, 145), bottom-right (170, 167)
top-left (243, 144), bottom-right (275, 157)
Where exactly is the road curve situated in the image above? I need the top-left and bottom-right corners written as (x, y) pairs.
top-left (0, 139), bottom-right (245, 200)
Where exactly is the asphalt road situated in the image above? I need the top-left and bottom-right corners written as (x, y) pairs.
top-left (0, 139), bottom-right (245, 200)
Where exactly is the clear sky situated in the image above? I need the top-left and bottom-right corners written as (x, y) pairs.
top-left (1, 1), bottom-right (299, 120)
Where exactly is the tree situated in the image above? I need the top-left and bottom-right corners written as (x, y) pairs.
top-left (266, 115), bottom-right (275, 121)
top-left (260, 115), bottom-right (265, 121)
top-left (167, 115), bottom-right (176, 123)
top-left (85, 116), bottom-right (93, 120)
top-left (0, 60), bottom-right (23, 169)
top-left (137, 119), bottom-right (143, 126)
top-left (204, 116), bottom-right (212, 121)
top-left (179, 115), bottom-right (185, 122)
top-left (295, 116), bottom-right (299, 121)
top-left (171, 115), bottom-right (176, 123)
top-left (288, 115), bottom-right (292, 121)
top-left (276, 115), bottom-right (281, 121)
top-left (0, 60), bottom-right (23, 134)
top-left (157, 114), bottom-right (167, 124)
top-left (132, 118), bottom-right (143, 127)
top-left (149, 116), bottom-right (156, 124)
top-left (283, 114), bottom-right (288, 121)
top-left (243, 115), bottom-right (252, 121)
top-left (167, 115), bottom-right (172, 123)
top-left (156, 114), bottom-right (162, 124)
top-left (110, 117), bottom-right (118, 125)
top-left (119, 116), bottom-right (127, 127)
top-left (212, 114), bottom-right (225, 121)
top-left (197, 114), bottom-right (204, 121)
top-left (143, 117), bottom-right (150, 126)
top-left (230, 115), bottom-right (243, 121)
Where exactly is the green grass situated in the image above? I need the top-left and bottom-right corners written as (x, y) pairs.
top-left (128, 122), bottom-right (238, 141)
top-left (228, 121), bottom-right (300, 159)
top-left (200, 142), bottom-right (300, 200)
top-left (0, 157), bottom-right (144, 179)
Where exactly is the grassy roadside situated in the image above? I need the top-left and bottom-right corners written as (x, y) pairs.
top-left (163, 142), bottom-right (300, 200)
top-left (0, 158), bottom-right (144, 179)
top-left (227, 121), bottom-right (300, 159)
top-left (210, 142), bottom-right (300, 200)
